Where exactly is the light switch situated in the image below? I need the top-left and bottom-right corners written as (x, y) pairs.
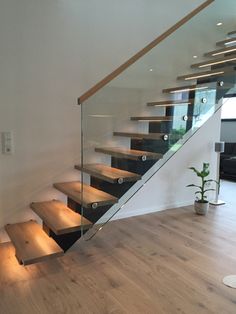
top-left (1, 131), bottom-right (14, 155)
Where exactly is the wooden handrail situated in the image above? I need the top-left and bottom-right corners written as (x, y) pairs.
top-left (78, 0), bottom-right (214, 104)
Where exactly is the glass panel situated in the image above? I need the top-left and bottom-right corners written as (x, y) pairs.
top-left (79, 0), bottom-right (236, 237)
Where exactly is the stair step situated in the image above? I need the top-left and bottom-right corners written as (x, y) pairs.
top-left (95, 147), bottom-right (163, 161)
top-left (131, 116), bottom-right (173, 121)
top-left (204, 46), bottom-right (236, 58)
top-left (75, 163), bottom-right (141, 184)
top-left (53, 181), bottom-right (117, 208)
top-left (114, 131), bottom-right (168, 140)
top-left (163, 84), bottom-right (208, 94)
top-left (5, 221), bottom-right (64, 265)
top-left (147, 99), bottom-right (194, 107)
top-left (216, 38), bottom-right (236, 47)
top-left (177, 69), bottom-right (227, 81)
top-left (131, 115), bottom-right (191, 123)
top-left (228, 30), bottom-right (236, 37)
top-left (191, 55), bottom-right (236, 69)
top-left (30, 200), bottom-right (92, 235)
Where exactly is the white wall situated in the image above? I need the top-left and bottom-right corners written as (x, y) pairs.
top-left (0, 0), bottom-right (216, 242)
top-left (115, 110), bottom-right (221, 219)
top-left (221, 122), bottom-right (236, 142)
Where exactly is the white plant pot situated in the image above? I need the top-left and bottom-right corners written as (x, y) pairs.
top-left (194, 201), bottom-right (209, 215)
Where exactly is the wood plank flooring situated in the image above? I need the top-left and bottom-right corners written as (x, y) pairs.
top-left (0, 180), bottom-right (236, 313)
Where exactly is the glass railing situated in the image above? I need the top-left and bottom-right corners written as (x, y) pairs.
top-left (79, 0), bottom-right (236, 238)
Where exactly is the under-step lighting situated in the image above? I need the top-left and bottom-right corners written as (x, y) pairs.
top-left (224, 39), bottom-right (236, 46)
top-left (154, 102), bottom-right (191, 106)
top-left (216, 22), bottom-right (223, 26)
top-left (193, 55), bottom-right (198, 59)
top-left (170, 86), bottom-right (208, 93)
top-left (137, 118), bottom-right (173, 122)
top-left (183, 70), bottom-right (224, 81)
top-left (198, 56), bottom-right (236, 68)
top-left (212, 47), bottom-right (236, 57)
top-left (88, 114), bottom-right (113, 118)
top-left (149, 68), bottom-right (153, 72)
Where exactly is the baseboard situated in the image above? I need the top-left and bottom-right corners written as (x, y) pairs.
top-left (111, 200), bottom-right (193, 221)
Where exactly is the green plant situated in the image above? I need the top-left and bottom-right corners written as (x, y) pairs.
top-left (187, 162), bottom-right (217, 203)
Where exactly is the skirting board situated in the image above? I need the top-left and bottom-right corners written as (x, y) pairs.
top-left (111, 200), bottom-right (193, 221)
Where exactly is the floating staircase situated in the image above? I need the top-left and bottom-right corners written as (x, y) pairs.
top-left (4, 25), bottom-right (236, 265)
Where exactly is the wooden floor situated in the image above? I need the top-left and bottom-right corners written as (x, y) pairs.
top-left (0, 180), bottom-right (236, 313)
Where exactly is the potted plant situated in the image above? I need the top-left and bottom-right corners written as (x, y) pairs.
top-left (187, 162), bottom-right (216, 215)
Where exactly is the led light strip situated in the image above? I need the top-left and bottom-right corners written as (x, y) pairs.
top-left (184, 71), bottom-right (224, 81)
top-left (198, 57), bottom-right (236, 68)
top-left (212, 47), bottom-right (236, 56)
top-left (138, 119), bottom-right (173, 122)
top-left (170, 86), bottom-right (208, 93)
top-left (224, 39), bottom-right (236, 46)
top-left (154, 102), bottom-right (191, 106)
top-left (88, 114), bottom-right (113, 118)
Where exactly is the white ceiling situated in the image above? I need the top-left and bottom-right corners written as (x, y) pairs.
top-left (108, 0), bottom-right (236, 92)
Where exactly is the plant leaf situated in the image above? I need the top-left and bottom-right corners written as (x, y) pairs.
top-left (188, 167), bottom-right (201, 177)
top-left (204, 189), bottom-right (215, 192)
top-left (205, 179), bottom-right (218, 184)
top-left (186, 184), bottom-right (201, 188)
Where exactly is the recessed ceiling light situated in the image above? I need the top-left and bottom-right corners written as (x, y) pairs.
top-left (149, 68), bottom-right (153, 72)
top-left (217, 22), bottom-right (223, 26)
top-left (193, 55), bottom-right (198, 59)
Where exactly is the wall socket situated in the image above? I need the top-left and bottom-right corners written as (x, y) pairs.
top-left (1, 131), bottom-right (14, 155)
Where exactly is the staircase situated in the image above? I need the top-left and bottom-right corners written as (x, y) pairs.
top-left (3, 10), bottom-right (236, 265)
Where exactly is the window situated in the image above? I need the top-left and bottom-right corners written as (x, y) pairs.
top-left (221, 97), bottom-right (236, 121)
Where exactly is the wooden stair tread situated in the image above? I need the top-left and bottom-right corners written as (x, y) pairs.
top-left (30, 200), bottom-right (91, 235)
top-left (204, 46), bottom-right (236, 58)
top-left (130, 116), bottom-right (173, 121)
top-left (114, 131), bottom-right (167, 140)
top-left (191, 55), bottom-right (236, 69)
top-left (53, 181), bottom-right (117, 208)
top-left (163, 84), bottom-right (207, 94)
top-left (75, 163), bottom-right (141, 183)
top-left (228, 30), bottom-right (236, 37)
top-left (147, 99), bottom-right (194, 107)
top-left (177, 68), bottom-right (230, 81)
top-left (95, 147), bottom-right (163, 160)
top-left (130, 115), bottom-right (192, 122)
top-left (216, 38), bottom-right (236, 47)
top-left (5, 221), bottom-right (64, 265)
